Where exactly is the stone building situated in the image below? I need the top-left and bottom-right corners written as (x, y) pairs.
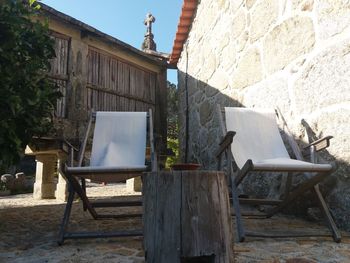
top-left (170, 0), bottom-right (350, 230)
top-left (27, 4), bottom-right (169, 200)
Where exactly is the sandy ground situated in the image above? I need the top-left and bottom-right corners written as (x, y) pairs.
top-left (0, 183), bottom-right (350, 263)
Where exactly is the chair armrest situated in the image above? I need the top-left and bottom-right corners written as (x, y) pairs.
top-left (62, 139), bottom-right (79, 153)
top-left (61, 139), bottom-right (79, 167)
top-left (304, 136), bottom-right (333, 152)
top-left (215, 131), bottom-right (236, 158)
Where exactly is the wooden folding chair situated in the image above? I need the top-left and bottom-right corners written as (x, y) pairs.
top-left (216, 106), bottom-right (341, 243)
top-left (57, 109), bottom-right (157, 245)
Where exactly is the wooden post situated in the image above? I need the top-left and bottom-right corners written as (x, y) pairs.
top-left (143, 170), bottom-right (233, 263)
top-left (155, 69), bottom-right (167, 162)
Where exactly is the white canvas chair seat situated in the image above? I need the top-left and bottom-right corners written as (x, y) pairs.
top-left (58, 109), bottom-right (156, 245)
top-left (65, 111), bottom-right (150, 183)
top-left (225, 107), bottom-right (290, 168)
top-left (224, 107), bottom-right (334, 172)
top-left (90, 111), bottom-right (147, 168)
top-left (216, 106), bottom-right (340, 243)
top-left (65, 111), bottom-right (149, 183)
top-left (253, 158), bottom-right (332, 172)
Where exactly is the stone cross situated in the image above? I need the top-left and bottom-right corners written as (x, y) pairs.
top-left (142, 13), bottom-right (157, 51)
top-left (144, 13), bottom-right (155, 35)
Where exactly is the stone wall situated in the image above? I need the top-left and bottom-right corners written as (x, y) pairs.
top-left (177, 0), bottom-right (350, 229)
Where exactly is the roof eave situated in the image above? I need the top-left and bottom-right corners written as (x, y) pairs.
top-left (39, 3), bottom-right (170, 68)
top-left (169, 0), bottom-right (198, 65)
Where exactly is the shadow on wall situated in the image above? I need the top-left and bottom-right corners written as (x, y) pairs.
top-left (177, 71), bottom-right (243, 169)
top-left (177, 71), bottom-right (350, 231)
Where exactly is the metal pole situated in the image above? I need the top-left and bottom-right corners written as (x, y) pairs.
top-left (184, 46), bottom-right (189, 163)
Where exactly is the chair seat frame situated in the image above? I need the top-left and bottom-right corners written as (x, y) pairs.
top-left (57, 109), bottom-right (157, 245)
top-left (216, 105), bottom-right (341, 243)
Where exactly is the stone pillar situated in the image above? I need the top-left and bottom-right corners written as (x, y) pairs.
top-left (126, 148), bottom-right (150, 192)
top-left (33, 154), bottom-right (57, 199)
top-left (55, 153), bottom-right (68, 201)
top-left (126, 177), bottom-right (142, 192)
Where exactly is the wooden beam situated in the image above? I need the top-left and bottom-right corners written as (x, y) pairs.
top-left (64, 230), bottom-right (142, 239)
top-left (239, 198), bottom-right (282, 206)
top-left (86, 84), bottom-right (155, 105)
top-left (246, 230), bottom-right (333, 238)
top-left (49, 74), bottom-right (69, 81)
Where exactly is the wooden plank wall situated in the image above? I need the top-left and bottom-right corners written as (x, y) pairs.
top-left (86, 48), bottom-right (156, 113)
top-left (48, 33), bottom-right (69, 118)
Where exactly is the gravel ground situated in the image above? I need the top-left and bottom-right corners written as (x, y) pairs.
top-left (0, 183), bottom-right (144, 263)
top-left (0, 183), bottom-right (349, 263)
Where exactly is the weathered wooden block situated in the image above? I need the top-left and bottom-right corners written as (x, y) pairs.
top-left (143, 170), bottom-right (234, 263)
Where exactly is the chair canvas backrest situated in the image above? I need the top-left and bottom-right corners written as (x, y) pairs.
top-left (90, 112), bottom-right (147, 167)
top-left (225, 107), bottom-right (290, 169)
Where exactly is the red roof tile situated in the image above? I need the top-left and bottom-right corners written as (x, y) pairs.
top-left (169, 0), bottom-right (198, 65)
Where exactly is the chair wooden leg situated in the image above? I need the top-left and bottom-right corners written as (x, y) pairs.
top-left (81, 178), bottom-right (87, 211)
top-left (226, 151), bottom-right (246, 242)
top-left (266, 172), bottom-right (328, 217)
top-left (314, 184), bottom-right (341, 242)
top-left (230, 174), bottom-right (245, 242)
top-left (279, 172), bottom-right (292, 199)
top-left (64, 172), bottom-right (98, 219)
top-left (58, 184), bottom-right (75, 245)
top-left (234, 160), bottom-right (253, 186)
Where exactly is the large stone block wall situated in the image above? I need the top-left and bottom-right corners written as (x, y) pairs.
top-left (177, 0), bottom-right (350, 229)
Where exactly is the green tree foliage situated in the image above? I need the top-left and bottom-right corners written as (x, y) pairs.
top-left (167, 81), bottom-right (178, 139)
top-left (166, 81), bottom-right (179, 167)
top-left (0, 0), bottom-right (60, 172)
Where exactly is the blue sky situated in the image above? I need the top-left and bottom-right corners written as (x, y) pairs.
top-left (41, 0), bottom-right (182, 84)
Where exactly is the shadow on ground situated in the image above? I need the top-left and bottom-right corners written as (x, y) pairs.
top-left (0, 193), bottom-right (144, 263)
top-left (1, 188), bottom-right (350, 263)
